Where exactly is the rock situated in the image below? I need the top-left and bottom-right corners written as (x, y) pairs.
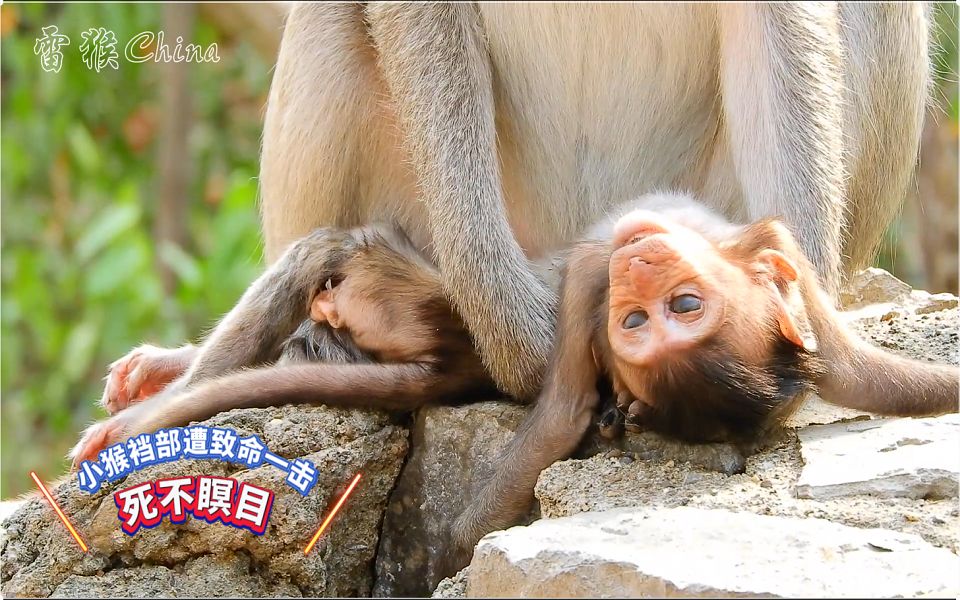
top-left (786, 395), bottom-right (873, 428)
top-left (52, 554), bottom-right (302, 598)
top-left (373, 401), bottom-right (528, 598)
top-left (840, 267), bottom-right (912, 309)
top-left (795, 415), bottom-right (960, 500)
top-left (915, 293), bottom-right (959, 314)
top-left (1, 405), bottom-right (408, 598)
top-left (467, 507), bottom-right (960, 598)
top-left (0, 501), bottom-right (26, 525)
top-left (534, 447), bottom-right (726, 519)
top-left (840, 276), bottom-right (959, 366)
top-left (432, 567), bottom-right (469, 598)
top-left (576, 427), bottom-right (747, 475)
top-left (845, 303), bottom-right (960, 365)
top-left (535, 430), bottom-right (960, 553)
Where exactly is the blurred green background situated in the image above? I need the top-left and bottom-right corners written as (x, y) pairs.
top-left (1, 3), bottom-right (280, 497)
top-left (1, 3), bottom-right (957, 498)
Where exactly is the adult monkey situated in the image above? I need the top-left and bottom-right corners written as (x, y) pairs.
top-left (260, 3), bottom-right (929, 399)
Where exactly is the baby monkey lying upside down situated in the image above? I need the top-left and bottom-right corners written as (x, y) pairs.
top-left (72, 192), bottom-right (958, 557)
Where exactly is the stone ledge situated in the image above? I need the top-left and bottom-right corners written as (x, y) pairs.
top-left (467, 506), bottom-right (960, 598)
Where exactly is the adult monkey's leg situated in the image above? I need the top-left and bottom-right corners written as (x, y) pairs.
top-left (259, 3), bottom-right (415, 261)
top-left (718, 4), bottom-right (847, 293)
top-left (366, 4), bottom-right (556, 399)
top-left (836, 3), bottom-right (929, 275)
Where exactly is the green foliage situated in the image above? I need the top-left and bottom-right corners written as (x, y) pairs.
top-left (1, 4), bottom-right (268, 496)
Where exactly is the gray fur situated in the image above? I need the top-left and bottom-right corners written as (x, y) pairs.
top-left (259, 4), bottom-right (930, 398)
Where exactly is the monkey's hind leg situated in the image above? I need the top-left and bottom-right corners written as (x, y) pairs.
top-left (260, 3), bottom-right (417, 261)
top-left (837, 3), bottom-right (929, 276)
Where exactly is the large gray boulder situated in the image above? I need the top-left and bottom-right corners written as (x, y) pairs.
top-left (796, 415), bottom-right (960, 500)
top-left (373, 402), bottom-right (528, 598)
top-left (467, 507), bottom-right (959, 598)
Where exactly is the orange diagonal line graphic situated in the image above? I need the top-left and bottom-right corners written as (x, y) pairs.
top-left (30, 471), bottom-right (88, 552)
top-left (303, 472), bottom-right (361, 555)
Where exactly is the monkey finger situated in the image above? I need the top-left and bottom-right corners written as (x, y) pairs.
top-left (101, 361), bottom-right (132, 415)
top-left (125, 357), bottom-right (183, 401)
top-left (624, 400), bottom-right (650, 434)
top-left (101, 345), bottom-right (160, 414)
top-left (123, 361), bottom-right (153, 403)
top-left (135, 378), bottom-right (168, 401)
top-left (70, 418), bottom-right (127, 470)
top-left (121, 347), bottom-right (188, 404)
top-left (598, 405), bottom-right (625, 440)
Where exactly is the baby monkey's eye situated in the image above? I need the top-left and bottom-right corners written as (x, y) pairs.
top-left (669, 294), bottom-right (702, 314)
top-left (622, 310), bottom-right (649, 329)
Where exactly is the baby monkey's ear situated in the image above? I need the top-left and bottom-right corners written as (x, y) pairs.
top-left (753, 248), bottom-right (818, 353)
top-left (310, 278), bottom-right (343, 328)
top-left (736, 218), bottom-right (818, 353)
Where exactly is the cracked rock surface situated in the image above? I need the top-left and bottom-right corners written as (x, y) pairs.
top-left (374, 402), bottom-right (529, 597)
